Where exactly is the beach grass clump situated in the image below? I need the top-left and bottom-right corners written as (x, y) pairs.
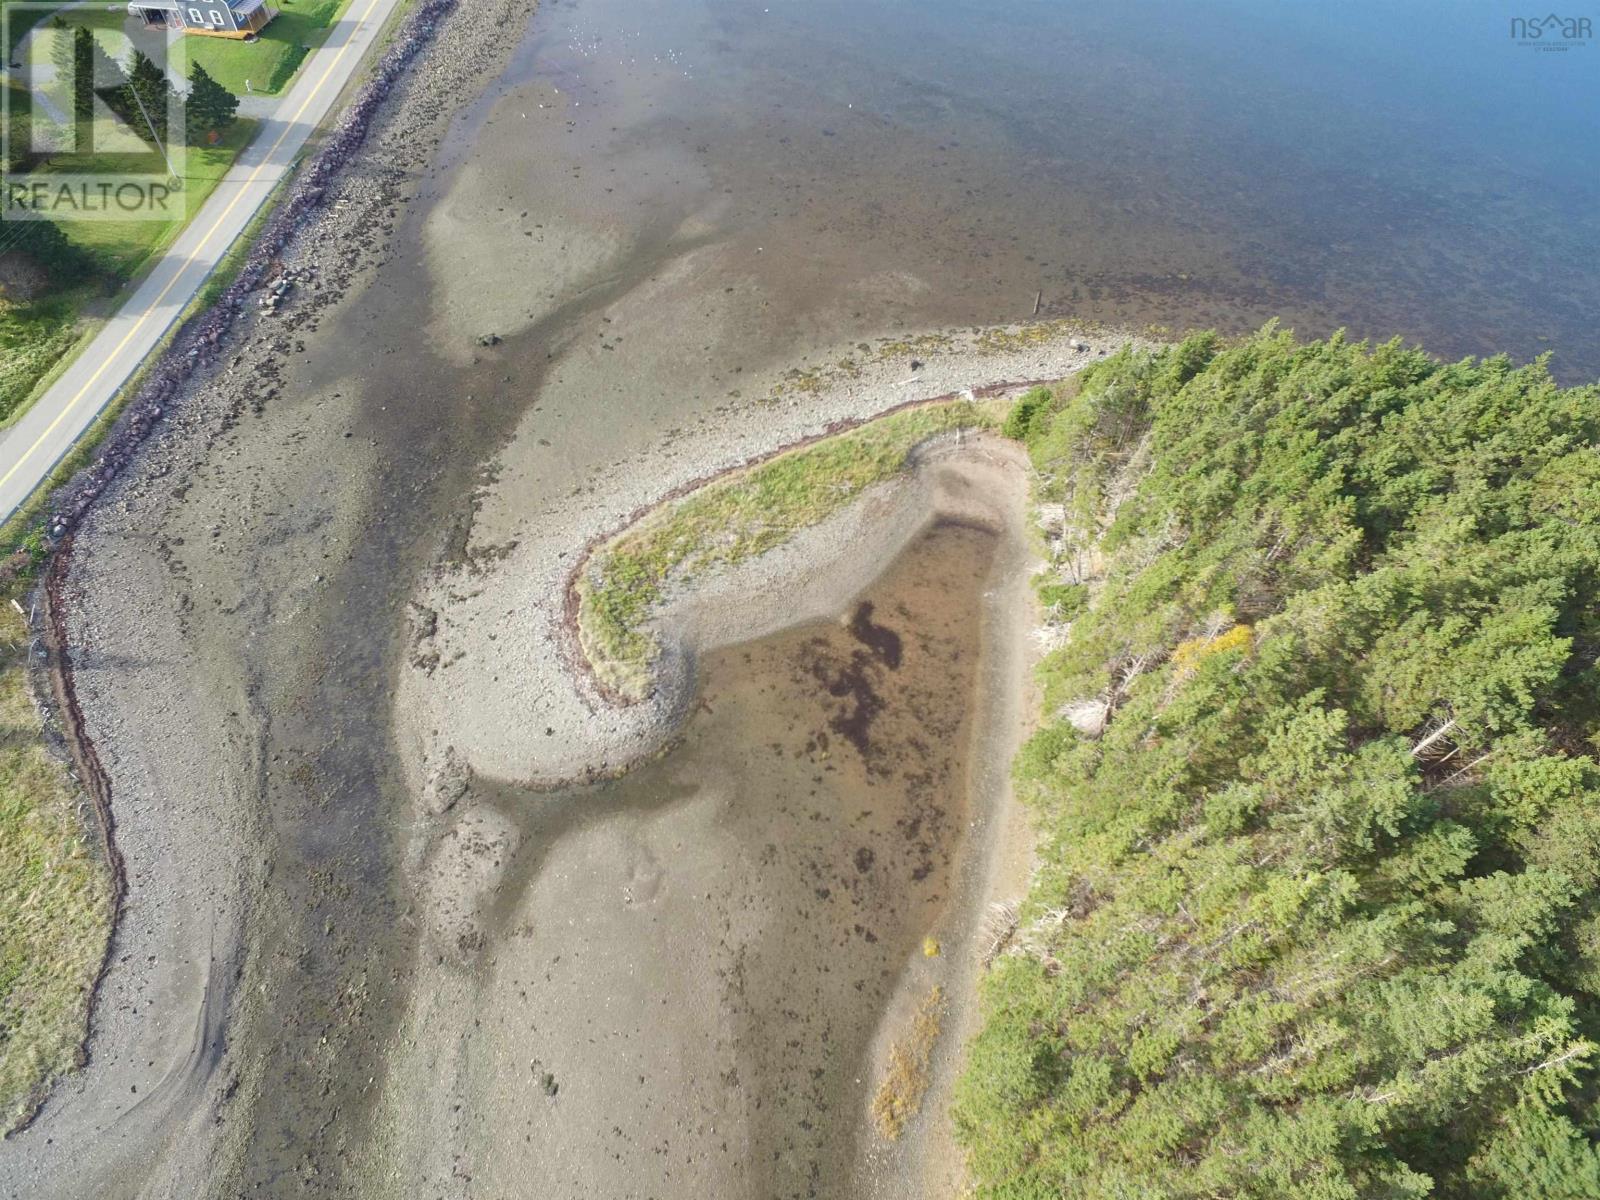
top-left (871, 985), bottom-right (945, 1140)
top-left (577, 396), bottom-right (1003, 699)
top-left (0, 602), bottom-right (108, 1134)
top-left (0, 303), bottom-right (81, 425)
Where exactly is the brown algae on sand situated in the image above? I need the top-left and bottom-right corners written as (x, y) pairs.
top-left (872, 985), bottom-right (948, 1140)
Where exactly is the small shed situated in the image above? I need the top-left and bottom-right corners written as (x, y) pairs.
top-left (129, 0), bottom-right (275, 39)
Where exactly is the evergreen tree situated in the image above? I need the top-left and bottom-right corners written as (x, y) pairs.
top-left (43, 20), bottom-right (92, 155)
top-left (86, 33), bottom-right (128, 98)
top-left (954, 330), bottom-right (1600, 1199)
top-left (69, 27), bottom-right (94, 156)
top-left (127, 50), bottom-right (172, 145)
top-left (184, 63), bottom-right (238, 144)
top-left (46, 17), bottom-right (71, 88)
top-left (107, 50), bottom-right (172, 149)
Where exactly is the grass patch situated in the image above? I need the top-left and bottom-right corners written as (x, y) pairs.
top-left (0, 600), bottom-right (108, 1135)
top-left (33, 6), bottom-right (127, 56)
top-left (183, 0), bottom-right (353, 96)
top-left (871, 985), bottom-right (945, 1140)
top-left (576, 396), bottom-right (1003, 699)
top-left (0, 0), bottom-right (58, 56)
top-left (0, 297), bottom-right (79, 421)
top-left (56, 116), bottom-right (259, 277)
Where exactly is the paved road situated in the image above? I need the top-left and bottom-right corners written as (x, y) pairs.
top-left (0, 0), bottom-right (403, 520)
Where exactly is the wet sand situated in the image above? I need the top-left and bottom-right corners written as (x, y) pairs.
top-left (0, 0), bottom-right (1118, 1184)
top-left (377, 518), bottom-right (1021, 1198)
top-left (380, 439), bottom-right (1040, 1196)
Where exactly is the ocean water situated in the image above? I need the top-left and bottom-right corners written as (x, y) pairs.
top-left (498, 0), bottom-right (1599, 378)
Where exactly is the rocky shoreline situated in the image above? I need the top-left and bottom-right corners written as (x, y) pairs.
top-left (399, 324), bottom-right (1139, 805)
top-left (1, 0), bottom-right (542, 1194)
top-left (37, 0), bottom-right (462, 545)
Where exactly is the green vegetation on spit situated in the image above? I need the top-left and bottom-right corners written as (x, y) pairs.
top-left (955, 328), bottom-right (1600, 1198)
top-left (577, 395), bottom-right (1001, 699)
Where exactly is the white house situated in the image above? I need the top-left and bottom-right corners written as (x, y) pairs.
top-left (129, 0), bottom-right (275, 39)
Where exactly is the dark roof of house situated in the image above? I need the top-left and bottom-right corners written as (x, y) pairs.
top-left (129, 0), bottom-right (256, 11)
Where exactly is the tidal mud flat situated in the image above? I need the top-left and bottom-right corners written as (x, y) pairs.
top-left (1, 0), bottom-right (1593, 1193)
top-left (2, 0), bottom-right (1130, 1192)
top-left (380, 436), bottom-right (1042, 1197)
top-left (0, 0), bottom-right (549, 1194)
top-left (383, 490), bottom-right (1037, 1198)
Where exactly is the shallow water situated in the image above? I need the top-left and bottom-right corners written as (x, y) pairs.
top-left (478, 0), bottom-right (1599, 379)
top-left (471, 520), bottom-right (1002, 1197)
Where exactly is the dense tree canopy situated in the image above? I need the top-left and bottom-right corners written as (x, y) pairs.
top-left (956, 328), bottom-right (1600, 1198)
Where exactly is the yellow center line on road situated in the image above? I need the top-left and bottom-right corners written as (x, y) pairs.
top-left (0, 0), bottom-right (389, 501)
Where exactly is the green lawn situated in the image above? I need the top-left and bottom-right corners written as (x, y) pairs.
top-left (5, 0), bottom-right (350, 97)
top-left (59, 114), bottom-right (258, 274)
top-left (0, 107), bottom-right (256, 419)
top-left (5, 5), bottom-right (149, 71)
top-left (0, 0), bottom-right (58, 58)
top-left (182, 0), bottom-right (353, 95)
top-left (36, 7), bottom-right (127, 56)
